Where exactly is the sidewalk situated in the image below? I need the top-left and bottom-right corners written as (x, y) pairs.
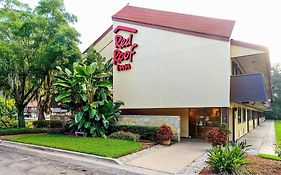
top-left (126, 139), bottom-right (210, 174)
top-left (238, 120), bottom-right (276, 155)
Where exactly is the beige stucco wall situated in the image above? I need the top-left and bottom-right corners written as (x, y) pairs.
top-left (230, 45), bottom-right (264, 58)
top-left (231, 103), bottom-right (262, 140)
top-left (113, 21), bottom-right (231, 109)
top-left (92, 29), bottom-right (113, 60)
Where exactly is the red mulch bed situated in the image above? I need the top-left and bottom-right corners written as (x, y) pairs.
top-left (140, 139), bottom-right (157, 150)
top-left (200, 154), bottom-right (281, 175)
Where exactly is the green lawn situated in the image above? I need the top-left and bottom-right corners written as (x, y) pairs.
top-left (275, 120), bottom-right (281, 147)
top-left (259, 153), bottom-right (281, 161)
top-left (7, 134), bottom-right (142, 158)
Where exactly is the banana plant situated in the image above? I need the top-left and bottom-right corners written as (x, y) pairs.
top-left (54, 49), bottom-right (123, 137)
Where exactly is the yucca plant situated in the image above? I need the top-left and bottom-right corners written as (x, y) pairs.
top-left (54, 48), bottom-right (123, 137)
top-left (206, 143), bottom-right (249, 174)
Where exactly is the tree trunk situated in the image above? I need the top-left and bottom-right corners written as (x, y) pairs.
top-left (37, 104), bottom-right (45, 120)
top-left (17, 105), bottom-right (26, 128)
top-left (37, 73), bottom-right (52, 120)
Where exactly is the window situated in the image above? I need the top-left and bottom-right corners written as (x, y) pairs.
top-left (242, 108), bottom-right (246, 122)
top-left (237, 107), bottom-right (242, 124)
top-left (247, 109), bottom-right (252, 120)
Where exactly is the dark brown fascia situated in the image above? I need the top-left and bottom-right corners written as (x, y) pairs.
top-left (83, 25), bottom-right (113, 54)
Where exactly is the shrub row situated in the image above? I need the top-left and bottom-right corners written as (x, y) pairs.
top-left (0, 117), bottom-right (17, 129)
top-left (259, 153), bottom-right (281, 161)
top-left (109, 131), bottom-right (140, 142)
top-left (0, 128), bottom-right (46, 135)
top-left (110, 125), bottom-right (159, 141)
top-left (33, 120), bottom-right (63, 128)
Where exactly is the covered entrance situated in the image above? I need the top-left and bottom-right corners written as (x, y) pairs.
top-left (188, 108), bottom-right (221, 139)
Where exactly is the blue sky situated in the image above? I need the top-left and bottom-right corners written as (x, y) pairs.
top-left (21, 0), bottom-right (280, 64)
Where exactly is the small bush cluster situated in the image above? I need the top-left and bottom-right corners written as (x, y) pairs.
top-left (275, 147), bottom-right (281, 157)
top-left (25, 120), bottom-right (34, 128)
top-left (33, 120), bottom-right (63, 128)
top-left (109, 131), bottom-right (140, 142)
top-left (110, 125), bottom-right (158, 141)
top-left (206, 127), bottom-right (228, 146)
top-left (207, 142), bottom-right (249, 174)
top-left (0, 117), bottom-right (17, 129)
top-left (157, 124), bottom-right (173, 144)
top-left (219, 123), bottom-right (231, 135)
top-left (0, 128), bottom-right (45, 135)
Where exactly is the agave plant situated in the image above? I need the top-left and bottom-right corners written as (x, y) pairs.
top-left (54, 49), bottom-right (123, 137)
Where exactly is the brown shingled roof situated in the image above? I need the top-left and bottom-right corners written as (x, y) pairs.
top-left (112, 5), bottom-right (235, 41)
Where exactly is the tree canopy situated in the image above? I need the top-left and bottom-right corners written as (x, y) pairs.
top-left (265, 64), bottom-right (281, 119)
top-left (0, 0), bottom-right (81, 127)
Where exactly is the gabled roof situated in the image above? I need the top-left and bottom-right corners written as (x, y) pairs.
top-left (112, 5), bottom-right (235, 41)
top-left (83, 25), bottom-right (113, 54)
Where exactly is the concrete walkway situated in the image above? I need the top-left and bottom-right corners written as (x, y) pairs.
top-left (238, 120), bottom-right (276, 155)
top-left (126, 139), bottom-right (210, 174)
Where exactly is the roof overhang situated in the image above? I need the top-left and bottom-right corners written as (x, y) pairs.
top-left (231, 39), bottom-right (272, 101)
top-left (230, 73), bottom-right (270, 110)
top-left (112, 5), bottom-right (235, 41)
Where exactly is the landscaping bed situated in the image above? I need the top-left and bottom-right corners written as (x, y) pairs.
top-left (200, 154), bottom-right (281, 175)
top-left (6, 134), bottom-right (142, 158)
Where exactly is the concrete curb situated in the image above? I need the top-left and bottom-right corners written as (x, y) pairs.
top-left (0, 140), bottom-right (122, 165)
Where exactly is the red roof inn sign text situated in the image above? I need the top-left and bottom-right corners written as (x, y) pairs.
top-left (113, 25), bottom-right (138, 71)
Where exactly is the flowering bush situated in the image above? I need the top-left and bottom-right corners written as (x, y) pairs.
top-left (157, 124), bottom-right (173, 144)
top-left (109, 131), bottom-right (140, 142)
top-left (206, 127), bottom-right (227, 146)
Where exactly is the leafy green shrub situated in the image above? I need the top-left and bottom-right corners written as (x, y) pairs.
top-left (0, 117), bottom-right (17, 129)
top-left (54, 49), bottom-right (123, 137)
top-left (46, 128), bottom-right (65, 134)
top-left (219, 123), bottom-right (231, 135)
top-left (49, 120), bottom-right (63, 128)
top-left (0, 96), bottom-right (16, 118)
top-left (110, 125), bottom-right (159, 141)
top-left (109, 131), bottom-right (140, 142)
top-left (33, 120), bottom-right (48, 128)
top-left (25, 121), bottom-right (34, 128)
top-left (206, 143), bottom-right (248, 174)
top-left (0, 128), bottom-right (45, 135)
top-left (157, 124), bottom-right (173, 144)
top-left (33, 120), bottom-right (63, 128)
